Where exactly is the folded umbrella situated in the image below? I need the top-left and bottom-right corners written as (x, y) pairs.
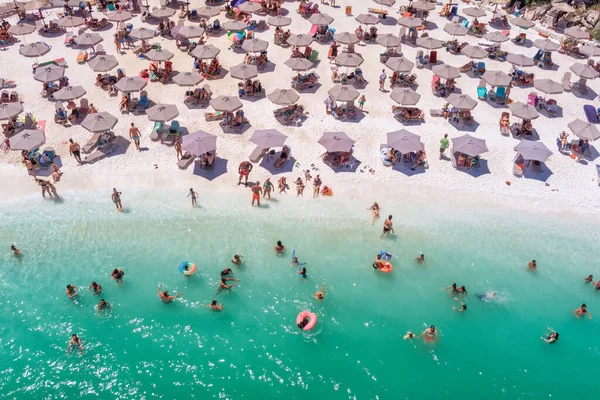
top-left (81, 112), bottom-right (118, 132)
top-left (250, 129), bottom-right (288, 148)
top-left (9, 129), bottom-right (45, 151)
top-left (182, 130), bottom-right (217, 155)
top-left (146, 104), bottom-right (179, 122)
top-left (452, 134), bottom-right (488, 156)
top-left (386, 129), bottom-right (422, 154)
top-left (318, 131), bottom-right (355, 153)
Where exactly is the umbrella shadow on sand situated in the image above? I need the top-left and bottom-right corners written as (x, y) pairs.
top-left (240, 92), bottom-right (267, 103)
top-left (521, 162), bottom-right (553, 182)
top-left (448, 120), bottom-right (480, 132)
top-left (392, 162), bottom-right (426, 176)
top-left (192, 157), bottom-right (228, 181)
top-left (572, 87), bottom-right (598, 101)
top-left (220, 122), bottom-right (251, 134)
top-left (35, 156), bottom-right (63, 177)
top-left (325, 158), bottom-right (362, 173)
top-left (258, 61), bottom-right (277, 74)
top-left (259, 154), bottom-right (296, 175)
top-left (105, 136), bottom-right (131, 158)
top-left (457, 159), bottom-right (491, 177)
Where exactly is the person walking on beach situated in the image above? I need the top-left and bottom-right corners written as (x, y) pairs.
top-left (358, 94), bottom-right (366, 111)
top-left (67, 334), bottom-right (83, 355)
top-left (51, 162), bottom-right (62, 183)
top-left (382, 215), bottom-right (394, 236)
top-left (312, 174), bottom-right (322, 198)
top-left (69, 139), bottom-right (82, 166)
top-left (36, 179), bottom-right (53, 199)
top-left (440, 134), bottom-right (449, 160)
top-left (157, 284), bottom-right (184, 303)
top-left (278, 176), bottom-right (288, 194)
top-left (295, 177), bottom-right (305, 196)
top-left (368, 202), bottom-right (380, 225)
top-left (263, 178), bottom-right (274, 199)
top-left (174, 137), bottom-right (183, 160)
top-left (114, 33), bottom-right (121, 54)
top-left (251, 181), bottom-right (262, 207)
top-left (111, 188), bottom-right (123, 211)
top-left (47, 181), bottom-right (59, 199)
top-left (238, 161), bottom-right (253, 186)
top-left (129, 123), bottom-right (141, 151)
top-left (187, 188), bottom-right (198, 207)
top-left (379, 69), bottom-right (386, 91)
top-left (24, 158), bottom-right (36, 179)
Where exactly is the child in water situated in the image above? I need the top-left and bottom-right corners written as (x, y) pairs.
top-left (10, 245), bottom-right (20, 257)
top-left (291, 256), bottom-right (299, 267)
top-left (314, 282), bottom-right (326, 301)
top-left (299, 267), bottom-right (307, 279)
top-left (231, 254), bottom-right (243, 265)
top-left (403, 331), bottom-right (416, 340)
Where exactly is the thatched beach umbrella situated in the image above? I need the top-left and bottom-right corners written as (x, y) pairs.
top-left (191, 44), bottom-right (220, 59)
top-left (377, 34), bottom-right (401, 48)
top-left (514, 141), bottom-right (552, 161)
top-left (73, 32), bottom-right (103, 47)
top-left (268, 16), bottom-right (291, 27)
top-left (0, 102), bottom-right (23, 120)
top-left (510, 17), bottom-right (535, 29)
top-left (534, 78), bottom-right (563, 94)
top-left (335, 53), bottom-right (364, 67)
top-left (399, 17), bottom-right (424, 28)
top-left (230, 64), bottom-right (258, 80)
top-left (328, 85), bottom-right (360, 102)
top-left (115, 76), bottom-right (147, 93)
top-left (507, 53), bottom-right (535, 67)
top-left (242, 38), bottom-right (269, 53)
top-left (385, 56), bottom-right (414, 72)
top-left (390, 87), bottom-right (421, 105)
top-left (284, 58), bottom-right (313, 71)
top-left (9, 129), bottom-right (45, 151)
top-left (178, 26), bottom-right (205, 39)
top-left (88, 55), bottom-right (119, 72)
top-left (484, 31), bottom-right (509, 43)
top-left (482, 70), bottom-right (511, 87)
top-left (287, 34), bottom-right (313, 47)
top-left (463, 7), bottom-right (486, 17)
top-left (250, 129), bottom-right (288, 148)
top-left (19, 42), bottom-right (50, 57)
top-left (210, 96), bottom-right (243, 112)
top-left (387, 129), bottom-right (422, 154)
top-left (533, 38), bottom-right (560, 51)
top-left (34, 65), bottom-right (65, 82)
top-left (81, 112), bottom-right (118, 132)
top-left (182, 130), bottom-right (217, 155)
top-left (130, 27), bottom-right (155, 40)
top-left (197, 6), bottom-right (220, 18)
top-left (570, 63), bottom-right (600, 79)
top-left (334, 32), bottom-right (360, 45)
top-left (447, 94), bottom-right (478, 110)
top-left (444, 22), bottom-right (468, 36)
top-left (355, 14), bottom-right (379, 25)
top-left (223, 21), bottom-right (247, 31)
top-left (568, 119), bottom-right (600, 141)
top-left (146, 49), bottom-right (174, 62)
top-left (509, 101), bottom-right (540, 119)
top-left (146, 104), bottom-right (179, 122)
top-left (461, 45), bottom-right (488, 59)
top-left (173, 71), bottom-right (204, 86)
top-left (452, 134), bottom-right (488, 156)
top-left (432, 64), bottom-right (461, 80)
top-left (53, 85), bottom-right (86, 101)
top-left (309, 13), bottom-right (334, 26)
top-left (417, 36), bottom-right (443, 49)
top-left (318, 131), bottom-right (355, 153)
top-left (268, 89), bottom-right (300, 105)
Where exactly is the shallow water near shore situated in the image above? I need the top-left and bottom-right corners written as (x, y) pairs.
top-left (1, 190), bottom-right (599, 399)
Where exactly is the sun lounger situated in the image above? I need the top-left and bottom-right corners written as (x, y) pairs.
top-left (178, 154), bottom-right (196, 169)
top-left (150, 121), bottom-right (164, 141)
top-left (82, 132), bottom-right (102, 154)
top-left (249, 145), bottom-right (269, 163)
top-left (430, 109), bottom-right (444, 117)
top-left (596, 164), bottom-right (600, 186)
top-left (562, 72), bottom-right (571, 92)
top-left (85, 142), bottom-right (114, 164)
top-left (584, 105), bottom-right (599, 123)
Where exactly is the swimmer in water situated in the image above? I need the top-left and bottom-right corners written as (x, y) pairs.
top-left (67, 334), bottom-right (83, 355)
top-left (219, 277), bottom-right (239, 291)
top-left (112, 268), bottom-right (125, 282)
top-left (476, 292), bottom-right (497, 301)
top-left (157, 284), bottom-right (184, 303)
top-left (299, 267), bottom-right (307, 279)
top-left (297, 317), bottom-right (310, 329)
top-left (275, 240), bottom-right (285, 255)
top-left (584, 274), bottom-right (593, 283)
top-left (528, 260), bottom-right (537, 271)
top-left (10, 245), bottom-right (21, 257)
top-left (97, 299), bottom-right (111, 316)
top-left (453, 297), bottom-right (467, 312)
top-left (592, 280), bottom-right (600, 290)
top-left (291, 256), bottom-right (299, 267)
top-left (65, 284), bottom-right (79, 299)
top-left (314, 282), bottom-right (326, 301)
top-left (574, 303), bottom-right (591, 319)
top-left (368, 202), bottom-right (380, 225)
top-left (442, 283), bottom-right (458, 294)
top-left (221, 268), bottom-right (233, 277)
top-left (457, 285), bottom-right (467, 296)
top-left (541, 327), bottom-right (559, 343)
top-left (403, 331), bottom-right (417, 340)
top-left (88, 281), bottom-right (102, 295)
top-left (203, 299), bottom-right (223, 311)
top-left (423, 325), bottom-right (438, 341)
top-left (231, 254), bottom-right (243, 265)
top-left (415, 253), bottom-right (425, 266)
top-left (373, 254), bottom-right (382, 270)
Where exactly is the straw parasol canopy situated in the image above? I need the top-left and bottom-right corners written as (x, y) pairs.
top-left (552, 1), bottom-right (575, 12)
top-left (191, 44), bottom-right (220, 59)
top-left (386, 129), bottom-right (422, 153)
top-left (242, 38), bottom-right (269, 53)
top-left (568, 119), bottom-right (600, 141)
top-left (355, 14), bottom-right (379, 25)
top-left (385, 56), bottom-right (414, 72)
top-left (53, 85), bottom-right (86, 101)
top-left (514, 141), bottom-right (552, 161)
top-left (150, 8), bottom-right (176, 18)
top-left (376, 34), bottom-right (401, 48)
top-left (461, 45), bottom-right (488, 59)
top-left (238, 1), bottom-right (262, 13)
top-left (570, 62), bottom-right (600, 79)
top-left (287, 34), bottom-right (313, 47)
top-left (444, 22), bottom-right (468, 36)
top-left (373, 0), bottom-right (396, 5)
top-left (335, 53), bottom-right (364, 67)
top-left (463, 7), bottom-right (487, 17)
top-left (432, 64), bottom-right (461, 80)
top-left (533, 38), bottom-right (560, 51)
top-left (178, 26), bottom-right (205, 39)
top-left (564, 26), bottom-right (589, 39)
top-left (9, 129), bottom-right (45, 151)
top-left (447, 94), bottom-right (478, 110)
top-left (309, 13), bottom-right (334, 26)
top-left (510, 17), bottom-right (535, 29)
top-left (534, 78), bottom-right (563, 94)
top-left (107, 10), bottom-right (132, 22)
top-left (223, 21), bottom-right (247, 31)
top-left (416, 36), bottom-right (443, 49)
top-left (250, 129), bottom-right (288, 148)
top-left (88, 55), bottom-right (119, 72)
top-left (197, 6), bottom-right (220, 18)
top-left (182, 130), bottom-right (217, 155)
top-left (334, 32), bottom-right (360, 45)
top-left (33, 65), bottom-right (65, 82)
top-left (268, 15), bottom-right (292, 27)
top-left (484, 31), bottom-right (509, 43)
top-left (173, 71), bottom-right (204, 86)
top-left (284, 58), bottom-right (314, 71)
top-left (81, 112), bottom-right (118, 132)
top-left (580, 45), bottom-right (600, 57)
top-left (115, 76), bottom-right (147, 93)
top-left (399, 17), bottom-right (424, 28)
top-left (129, 27), bottom-right (155, 40)
top-left (19, 42), bottom-right (50, 57)
top-left (412, 1), bottom-right (435, 11)
top-left (482, 70), bottom-right (511, 87)
top-left (390, 87), bottom-right (421, 105)
top-left (210, 96), bottom-right (243, 112)
top-left (146, 49), bottom-right (174, 62)
top-left (0, 102), bottom-right (24, 120)
top-left (452, 134), bottom-right (488, 156)
top-left (268, 89), bottom-right (300, 105)
top-left (509, 101), bottom-right (540, 119)
top-left (318, 131), bottom-right (355, 153)
top-left (507, 53), bottom-right (535, 67)
top-left (146, 104), bottom-right (179, 122)
top-left (73, 32), bottom-right (103, 47)
top-left (230, 64), bottom-right (258, 80)
top-left (328, 85), bottom-right (360, 102)
top-left (8, 22), bottom-right (36, 35)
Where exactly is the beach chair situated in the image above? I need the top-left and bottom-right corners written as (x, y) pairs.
top-left (416, 50), bottom-right (425, 68)
top-left (82, 132), bottom-right (101, 154)
top-left (429, 50), bottom-right (437, 65)
top-left (95, 44), bottom-right (106, 55)
top-left (178, 154), bottom-right (196, 169)
top-left (150, 121), bottom-right (164, 141)
top-left (64, 32), bottom-right (73, 46)
top-left (513, 163), bottom-right (523, 177)
top-left (584, 105), bottom-right (599, 123)
top-left (476, 62), bottom-right (485, 77)
top-left (249, 145), bottom-right (269, 163)
top-left (85, 144), bottom-right (113, 164)
top-left (596, 164), bottom-right (600, 186)
top-left (309, 50), bottom-right (319, 63)
top-left (527, 92), bottom-right (538, 107)
top-left (477, 79), bottom-right (487, 99)
top-left (562, 72), bottom-right (571, 92)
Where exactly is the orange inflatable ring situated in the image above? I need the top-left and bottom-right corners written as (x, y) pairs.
top-left (379, 261), bottom-right (393, 273)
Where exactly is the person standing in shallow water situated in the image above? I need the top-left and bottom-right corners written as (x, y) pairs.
top-left (251, 181), bottom-right (262, 207)
top-left (67, 334), bottom-right (83, 355)
top-left (111, 188), bottom-right (123, 211)
top-left (382, 215), bottom-right (394, 236)
top-left (187, 188), bottom-right (198, 207)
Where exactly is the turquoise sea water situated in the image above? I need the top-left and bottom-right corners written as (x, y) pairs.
top-left (1, 190), bottom-right (599, 399)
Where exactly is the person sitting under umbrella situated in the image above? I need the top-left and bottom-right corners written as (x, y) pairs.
top-left (119, 95), bottom-right (129, 112)
top-left (275, 147), bottom-right (290, 168)
top-left (55, 107), bottom-right (67, 125)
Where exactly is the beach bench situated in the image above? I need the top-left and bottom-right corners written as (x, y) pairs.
top-left (249, 145), bottom-right (269, 163)
top-left (85, 142), bottom-right (115, 164)
top-left (82, 132), bottom-right (102, 154)
top-left (178, 154), bottom-right (196, 169)
top-left (368, 8), bottom-right (387, 17)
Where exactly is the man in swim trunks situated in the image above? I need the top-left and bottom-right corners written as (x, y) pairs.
top-left (187, 188), bottom-right (198, 207)
top-left (373, 254), bottom-right (382, 269)
top-left (69, 139), bottom-right (82, 166)
top-left (129, 123), bottom-right (141, 150)
top-left (221, 268), bottom-right (233, 277)
top-left (218, 277), bottom-right (239, 291)
top-left (238, 160), bottom-right (253, 186)
top-left (111, 188), bottom-right (123, 211)
top-left (251, 181), bottom-right (262, 207)
top-left (382, 215), bottom-right (394, 236)
top-left (67, 334), bottom-right (83, 355)
top-left (157, 284), bottom-right (184, 303)
top-left (112, 268), bottom-right (125, 282)
top-left (313, 174), bottom-right (322, 198)
top-left (231, 255), bottom-right (243, 265)
top-left (299, 267), bottom-right (307, 279)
